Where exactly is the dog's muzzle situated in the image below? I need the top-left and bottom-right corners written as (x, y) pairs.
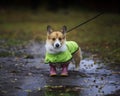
top-left (54, 43), bottom-right (61, 48)
top-left (54, 39), bottom-right (61, 48)
top-left (55, 43), bottom-right (60, 48)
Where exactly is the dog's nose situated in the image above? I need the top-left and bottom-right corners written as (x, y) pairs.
top-left (55, 43), bottom-right (60, 48)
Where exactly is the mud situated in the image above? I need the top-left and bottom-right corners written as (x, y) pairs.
top-left (0, 41), bottom-right (120, 96)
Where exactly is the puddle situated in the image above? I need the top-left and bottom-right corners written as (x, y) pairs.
top-left (17, 58), bottom-right (120, 96)
top-left (0, 42), bottom-right (120, 96)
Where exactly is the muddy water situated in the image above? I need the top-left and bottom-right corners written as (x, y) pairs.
top-left (0, 42), bottom-right (120, 96)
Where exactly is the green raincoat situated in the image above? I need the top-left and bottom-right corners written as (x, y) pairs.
top-left (45, 41), bottom-right (79, 64)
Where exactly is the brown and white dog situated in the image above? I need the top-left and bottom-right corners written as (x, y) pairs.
top-left (45, 25), bottom-right (82, 76)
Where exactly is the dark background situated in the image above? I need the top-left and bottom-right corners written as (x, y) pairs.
top-left (0, 0), bottom-right (119, 12)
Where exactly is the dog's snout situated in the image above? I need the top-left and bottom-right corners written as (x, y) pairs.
top-left (53, 39), bottom-right (61, 48)
top-left (55, 43), bottom-right (60, 48)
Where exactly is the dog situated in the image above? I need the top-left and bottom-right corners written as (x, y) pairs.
top-left (45, 25), bottom-right (82, 76)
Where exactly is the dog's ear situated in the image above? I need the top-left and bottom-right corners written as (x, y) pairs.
top-left (47, 25), bottom-right (53, 34)
top-left (61, 25), bottom-right (67, 34)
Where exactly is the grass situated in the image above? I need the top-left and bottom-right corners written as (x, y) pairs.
top-left (0, 9), bottom-right (120, 63)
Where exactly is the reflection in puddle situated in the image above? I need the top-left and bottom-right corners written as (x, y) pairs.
top-left (44, 85), bottom-right (81, 96)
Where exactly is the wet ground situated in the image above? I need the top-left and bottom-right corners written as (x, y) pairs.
top-left (0, 41), bottom-right (120, 96)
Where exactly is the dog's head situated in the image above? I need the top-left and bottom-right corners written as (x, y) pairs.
top-left (46, 25), bottom-right (67, 49)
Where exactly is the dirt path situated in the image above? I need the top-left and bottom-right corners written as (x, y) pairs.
top-left (0, 42), bottom-right (120, 96)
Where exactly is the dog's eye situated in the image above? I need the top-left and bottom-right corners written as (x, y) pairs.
top-left (52, 38), bottom-right (56, 41)
top-left (59, 38), bottom-right (62, 41)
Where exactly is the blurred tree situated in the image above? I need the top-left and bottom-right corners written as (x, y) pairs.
top-left (0, 0), bottom-right (119, 13)
top-left (30, 0), bottom-right (41, 10)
